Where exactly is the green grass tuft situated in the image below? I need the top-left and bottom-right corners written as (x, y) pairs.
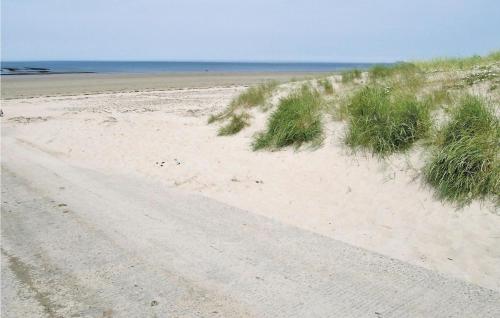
top-left (317, 78), bottom-right (334, 94)
top-left (345, 86), bottom-right (431, 155)
top-left (369, 62), bottom-right (421, 80)
top-left (230, 81), bottom-right (278, 109)
top-left (415, 51), bottom-right (500, 71)
top-left (218, 113), bottom-right (250, 136)
top-left (341, 69), bottom-right (362, 83)
top-left (369, 65), bottom-right (394, 79)
top-left (253, 85), bottom-right (323, 150)
top-left (424, 96), bottom-right (499, 206)
top-left (208, 113), bottom-right (222, 124)
top-left (208, 81), bottom-right (278, 124)
top-left (440, 96), bottom-right (497, 144)
top-left (207, 109), bottom-right (232, 124)
top-left (425, 87), bottom-right (453, 111)
top-left (368, 63), bottom-right (424, 94)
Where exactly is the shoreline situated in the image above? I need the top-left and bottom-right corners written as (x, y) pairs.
top-left (1, 71), bottom-right (96, 76)
top-left (1, 71), bottom-right (324, 99)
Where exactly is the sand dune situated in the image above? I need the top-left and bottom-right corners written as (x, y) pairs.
top-left (2, 76), bottom-right (499, 292)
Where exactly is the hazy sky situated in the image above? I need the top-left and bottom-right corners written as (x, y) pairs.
top-left (2, 0), bottom-right (499, 62)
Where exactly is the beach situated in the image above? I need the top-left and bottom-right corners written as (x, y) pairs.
top-left (3, 0), bottom-right (499, 315)
top-left (1, 72), bottom-right (319, 99)
top-left (2, 72), bottom-right (499, 294)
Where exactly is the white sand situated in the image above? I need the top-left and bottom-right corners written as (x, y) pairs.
top-left (2, 82), bottom-right (499, 291)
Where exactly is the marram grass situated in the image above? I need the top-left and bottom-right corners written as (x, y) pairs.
top-left (345, 86), bottom-right (431, 155)
top-left (368, 63), bottom-right (425, 93)
top-left (208, 81), bottom-right (278, 124)
top-left (341, 69), bottom-right (362, 83)
top-left (424, 96), bottom-right (499, 206)
top-left (253, 85), bottom-right (323, 150)
top-left (317, 78), bottom-right (334, 94)
top-left (369, 63), bottom-right (420, 80)
top-left (218, 113), bottom-right (250, 136)
top-left (415, 51), bottom-right (500, 72)
top-left (230, 80), bottom-right (278, 109)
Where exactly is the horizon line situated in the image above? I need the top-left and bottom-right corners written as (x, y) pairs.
top-left (1, 59), bottom-right (393, 64)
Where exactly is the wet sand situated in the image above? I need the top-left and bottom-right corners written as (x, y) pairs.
top-left (1, 72), bottom-right (322, 99)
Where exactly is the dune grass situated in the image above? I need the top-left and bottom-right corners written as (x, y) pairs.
top-left (210, 52), bottom-right (499, 207)
top-left (208, 81), bottom-right (278, 124)
top-left (231, 81), bottom-right (278, 108)
top-left (415, 51), bottom-right (500, 72)
top-left (207, 113), bottom-right (223, 124)
top-left (439, 96), bottom-right (497, 144)
top-left (369, 65), bottom-right (395, 80)
top-left (345, 86), bottom-right (431, 155)
top-left (317, 78), bottom-right (334, 94)
top-left (253, 85), bottom-right (323, 150)
top-left (368, 62), bottom-right (424, 93)
top-left (463, 66), bottom-right (498, 86)
top-left (368, 63), bottom-right (420, 80)
top-left (218, 113), bottom-right (250, 136)
top-left (425, 87), bottom-right (454, 111)
top-left (208, 81), bottom-right (279, 135)
top-left (372, 62), bottom-right (420, 76)
top-left (341, 69), bottom-right (362, 83)
top-left (424, 96), bottom-right (499, 206)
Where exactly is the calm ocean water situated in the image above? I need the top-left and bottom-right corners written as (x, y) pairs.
top-left (1, 61), bottom-right (378, 75)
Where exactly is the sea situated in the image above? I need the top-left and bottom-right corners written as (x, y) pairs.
top-left (1, 61), bottom-right (379, 75)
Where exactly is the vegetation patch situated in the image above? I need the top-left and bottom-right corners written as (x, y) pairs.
top-left (415, 51), bottom-right (500, 72)
top-left (317, 78), bottom-right (334, 94)
top-left (424, 96), bottom-right (499, 206)
top-left (345, 86), bottom-right (431, 155)
top-left (341, 69), bottom-right (362, 83)
top-left (368, 63), bottom-right (424, 92)
top-left (208, 81), bottom-right (278, 124)
top-left (253, 85), bottom-right (323, 150)
top-left (208, 112), bottom-right (224, 124)
top-left (218, 113), bottom-right (250, 136)
top-left (425, 87), bottom-right (454, 111)
top-left (464, 66), bottom-right (498, 86)
top-left (231, 81), bottom-right (278, 108)
top-left (369, 63), bottom-right (420, 80)
top-left (369, 65), bottom-right (395, 80)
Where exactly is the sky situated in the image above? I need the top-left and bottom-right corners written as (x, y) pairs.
top-left (2, 0), bottom-right (500, 62)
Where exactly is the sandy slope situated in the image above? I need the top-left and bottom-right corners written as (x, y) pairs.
top-left (1, 81), bottom-right (499, 292)
top-left (3, 136), bottom-right (499, 317)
